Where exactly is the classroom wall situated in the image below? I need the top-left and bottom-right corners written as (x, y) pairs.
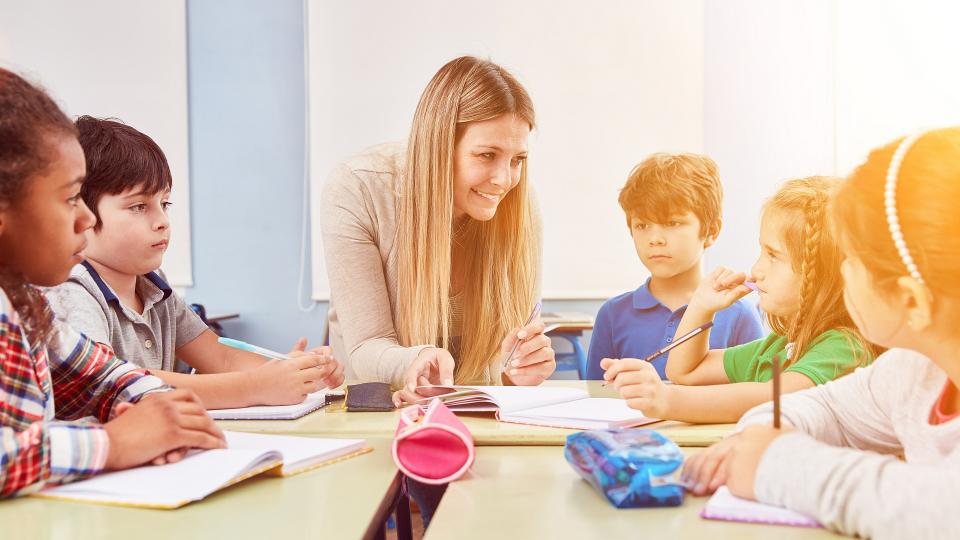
top-left (183, 0), bottom-right (601, 353)
top-left (0, 0), bottom-right (195, 288)
top-left (183, 0), bottom-right (957, 355)
top-left (184, 0), bottom-right (328, 350)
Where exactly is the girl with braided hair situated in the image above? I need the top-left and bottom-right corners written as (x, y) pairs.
top-left (602, 176), bottom-right (876, 429)
top-left (680, 127), bottom-right (960, 539)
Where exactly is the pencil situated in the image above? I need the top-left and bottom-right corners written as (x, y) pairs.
top-left (602, 321), bottom-right (714, 386)
top-left (772, 353), bottom-right (781, 429)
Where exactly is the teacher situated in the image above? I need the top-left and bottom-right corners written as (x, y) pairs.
top-left (320, 56), bottom-right (556, 403)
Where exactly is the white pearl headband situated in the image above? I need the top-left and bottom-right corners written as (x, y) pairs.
top-left (884, 131), bottom-right (926, 286)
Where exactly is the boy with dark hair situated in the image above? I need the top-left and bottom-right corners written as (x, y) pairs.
top-left (46, 116), bottom-right (343, 408)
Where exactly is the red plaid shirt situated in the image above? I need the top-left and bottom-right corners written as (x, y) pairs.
top-left (0, 289), bottom-right (168, 497)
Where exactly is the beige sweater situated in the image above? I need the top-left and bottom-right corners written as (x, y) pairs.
top-left (320, 142), bottom-right (541, 387)
top-left (738, 348), bottom-right (960, 539)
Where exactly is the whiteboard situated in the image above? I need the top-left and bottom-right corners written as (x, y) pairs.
top-left (0, 0), bottom-right (193, 287)
top-left (307, 0), bottom-right (705, 300)
top-left (834, 0), bottom-right (960, 173)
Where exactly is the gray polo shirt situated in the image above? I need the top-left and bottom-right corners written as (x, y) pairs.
top-left (44, 262), bottom-right (209, 372)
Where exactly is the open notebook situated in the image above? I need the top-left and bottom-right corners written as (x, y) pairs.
top-left (34, 431), bottom-right (368, 509)
top-left (208, 389), bottom-right (344, 420)
top-left (700, 486), bottom-right (822, 528)
top-left (416, 385), bottom-right (657, 430)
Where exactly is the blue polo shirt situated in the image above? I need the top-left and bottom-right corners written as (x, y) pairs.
top-left (585, 279), bottom-right (765, 380)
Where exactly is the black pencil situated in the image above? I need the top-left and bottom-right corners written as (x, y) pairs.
top-left (772, 354), bottom-right (781, 429)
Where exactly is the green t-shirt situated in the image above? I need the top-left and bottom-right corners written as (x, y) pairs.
top-left (722, 329), bottom-right (870, 384)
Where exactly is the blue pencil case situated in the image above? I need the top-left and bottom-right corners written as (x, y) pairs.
top-left (564, 429), bottom-right (685, 508)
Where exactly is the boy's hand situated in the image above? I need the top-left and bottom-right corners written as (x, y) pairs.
top-left (600, 358), bottom-right (672, 418)
top-left (251, 350), bottom-right (340, 405)
top-left (103, 389), bottom-right (226, 470)
top-left (287, 338), bottom-right (345, 390)
top-left (689, 266), bottom-right (753, 314)
top-left (501, 318), bottom-right (556, 386)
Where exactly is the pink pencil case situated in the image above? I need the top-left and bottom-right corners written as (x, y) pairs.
top-left (392, 398), bottom-right (476, 485)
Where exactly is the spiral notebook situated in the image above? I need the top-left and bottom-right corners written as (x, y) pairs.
top-left (208, 389), bottom-right (344, 420)
top-left (700, 487), bottom-right (822, 528)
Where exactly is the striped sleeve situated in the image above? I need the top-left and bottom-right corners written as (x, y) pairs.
top-left (48, 320), bottom-right (169, 423)
top-left (0, 421), bottom-right (109, 497)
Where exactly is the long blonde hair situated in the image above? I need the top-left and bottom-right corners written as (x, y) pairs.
top-left (763, 177), bottom-right (878, 365)
top-left (396, 56), bottom-right (538, 384)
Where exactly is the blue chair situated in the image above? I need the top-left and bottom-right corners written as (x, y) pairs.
top-left (548, 328), bottom-right (589, 379)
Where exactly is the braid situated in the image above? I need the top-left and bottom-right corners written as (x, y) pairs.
top-left (788, 187), bottom-right (829, 364)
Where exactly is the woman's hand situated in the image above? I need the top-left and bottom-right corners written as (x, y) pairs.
top-left (392, 347), bottom-right (456, 406)
top-left (501, 318), bottom-right (555, 386)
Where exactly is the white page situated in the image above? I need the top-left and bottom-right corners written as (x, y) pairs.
top-left (208, 390), bottom-right (339, 420)
top-left (41, 448), bottom-right (277, 507)
top-left (423, 385), bottom-right (588, 414)
top-left (500, 398), bottom-right (657, 430)
top-left (224, 431), bottom-right (365, 473)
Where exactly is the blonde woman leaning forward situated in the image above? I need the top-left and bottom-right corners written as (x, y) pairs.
top-left (320, 56), bottom-right (556, 406)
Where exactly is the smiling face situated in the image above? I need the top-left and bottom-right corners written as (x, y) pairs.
top-left (452, 114), bottom-right (530, 221)
top-left (750, 210), bottom-right (803, 317)
top-left (0, 134), bottom-right (96, 286)
top-left (630, 210), bottom-right (713, 279)
top-left (84, 186), bottom-right (171, 276)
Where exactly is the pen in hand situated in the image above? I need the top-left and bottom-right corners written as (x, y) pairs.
top-left (502, 302), bottom-right (542, 372)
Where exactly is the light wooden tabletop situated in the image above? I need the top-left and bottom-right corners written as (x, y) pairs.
top-left (2, 438), bottom-right (400, 540)
top-left (217, 381), bottom-right (736, 447)
top-left (426, 446), bottom-right (842, 539)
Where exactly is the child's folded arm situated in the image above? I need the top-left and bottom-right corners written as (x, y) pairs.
top-left (48, 321), bottom-right (170, 423)
top-left (754, 431), bottom-right (958, 540)
top-left (662, 373), bottom-right (813, 423)
top-left (664, 306), bottom-right (716, 383)
top-left (0, 421), bottom-right (109, 498)
top-left (667, 349), bottom-right (728, 385)
top-left (738, 360), bottom-right (902, 452)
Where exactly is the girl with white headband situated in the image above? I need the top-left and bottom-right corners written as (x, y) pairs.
top-left (683, 127), bottom-right (960, 539)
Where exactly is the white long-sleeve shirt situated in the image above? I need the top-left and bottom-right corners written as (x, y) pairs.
top-left (738, 348), bottom-right (960, 539)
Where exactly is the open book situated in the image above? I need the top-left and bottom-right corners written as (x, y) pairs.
top-left (700, 486), bottom-right (822, 528)
top-left (34, 431), bottom-right (368, 509)
top-left (416, 385), bottom-right (657, 430)
top-left (208, 389), bottom-right (344, 420)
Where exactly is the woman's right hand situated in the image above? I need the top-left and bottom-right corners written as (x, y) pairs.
top-left (392, 347), bottom-right (455, 407)
top-left (689, 266), bottom-right (753, 314)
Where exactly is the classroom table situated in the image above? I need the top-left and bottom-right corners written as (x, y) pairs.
top-left (425, 446), bottom-right (842, 539)
top-left (217, 381), bottom-right (737, 447)
top-left (3, 438), bottom-right (404, 540)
